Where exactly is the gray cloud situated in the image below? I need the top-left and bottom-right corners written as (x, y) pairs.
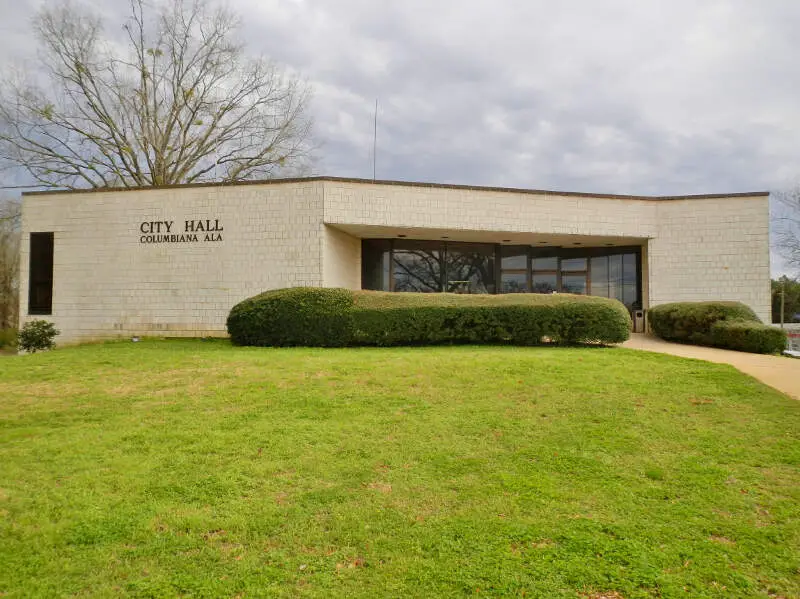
top-left (2, 0), bottom-right (800, 272)
top-left (233, 0), bottom-right (800, 197)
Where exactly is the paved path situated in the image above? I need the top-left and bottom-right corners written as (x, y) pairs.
top-left (621, 334), bottom-right (800, 400)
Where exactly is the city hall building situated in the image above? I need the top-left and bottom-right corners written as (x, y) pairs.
top-left (19, 177), bottom-right (771, 344)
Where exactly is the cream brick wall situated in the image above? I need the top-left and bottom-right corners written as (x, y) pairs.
top-left (648, 196), bottom-right (771, 322)
top-left (323, 182), bottom-right (659, 238)
top-left (20, 181), bottom-right (324, 343)
top-left (322, 225), bottom-right (361, 289)
top-left (19, 178), bottom-right (770, 343)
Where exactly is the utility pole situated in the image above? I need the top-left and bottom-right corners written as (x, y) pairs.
top-left (781, 277), bottom-right (786, 329)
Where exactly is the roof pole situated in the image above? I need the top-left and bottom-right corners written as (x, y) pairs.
top-left (373, 98), bottom-right (378, 182)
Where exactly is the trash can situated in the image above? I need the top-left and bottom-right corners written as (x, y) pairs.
top-left (633, 309), bottom-right (645, 333)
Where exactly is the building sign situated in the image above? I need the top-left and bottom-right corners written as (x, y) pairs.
top-left (139, 220), bottom-right (223, 244)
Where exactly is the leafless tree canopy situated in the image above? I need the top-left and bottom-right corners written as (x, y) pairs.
top-left (774, 187), bottom-right (800, 275)
top-left (0, 197), bottom-right (21, 330)
top-left (0, 0), bottom-right (314, 189)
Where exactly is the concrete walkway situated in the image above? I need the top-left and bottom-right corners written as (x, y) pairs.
top-left (621, 334), bottom-right (800, 400)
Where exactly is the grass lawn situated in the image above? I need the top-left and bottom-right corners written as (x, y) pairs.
top-left (1, 341), bottom-right (799, 598)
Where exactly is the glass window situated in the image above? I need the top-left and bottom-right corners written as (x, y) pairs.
top-left (501, 246), bottom-right (527, 270)
top-left (561, 274), bottom-right (587, 295)
top-left (623, 253), bottom-right (636, 283)
top-left (590, 256), bottom-right (609, 298)
top-left (561, 258), bottom-right (587, 272)
top-left (532, 273), bottom-right (557, 293)
top-left (393, 247), bottom-right (444, 292)
top-left (532, 256), bottom-right (558, 270)
top-left (501, 272), bottom-right (527, 293)
top-left (361, 240), bottom-right (641, 303)
top-left (445, 243), bottom-right (495, 294)
top-left (608, 254), bottom-right (623, 302)
top-left (623, 253), bottom-right (637, 308)
top-left (28, 232), bottom-right (54, 315)
top-left (599, 253), bottom-right (639, 309)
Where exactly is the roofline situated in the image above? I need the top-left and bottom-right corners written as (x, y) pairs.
top-left (21, 175), bottom-right (770, 201)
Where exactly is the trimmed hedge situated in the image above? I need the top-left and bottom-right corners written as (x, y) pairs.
top-left (227, 287), bottom-right (632, 347)
top-left (710, 320), bottom-right (787, 355)
top-left (648, 301), bottom-right (758, 345)
top-left (649, 301), bottom-right (787, 354)
top-left (226, 287), bottom-right (355, 347)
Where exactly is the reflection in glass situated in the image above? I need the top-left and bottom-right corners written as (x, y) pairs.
top-left (589, 253), bottom-right (638, 309)
top-left (445, 245), bottom-right (495, 293)
top-left (608, 254), bottom-right (622, 302)
top-left (561, 274), bottom-right (587, 294)
top-left (561, 258), bottom-right (587, 272)
top-left (501, 247), bottom-right (527, 270)
top-left (590, 256), bottom-right (609, 297)
top-left (532, 273), bottom-right (557, 293)
top-left (363, 240), bottom-right (640, 306)
top-left (532, 256), bottom-right (558, 270)
top-left (393, 249), bottom-right (443, 292)
top-left (623, 253), bottom-right (637, 307)
top-left (501, 272), bottom-right (527, 293)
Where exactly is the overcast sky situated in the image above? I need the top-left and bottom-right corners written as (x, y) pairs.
top-left (1, 0), bottom-right (799, 270)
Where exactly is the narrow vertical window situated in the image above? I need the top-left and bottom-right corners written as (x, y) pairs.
top-left (28, 232), bottom-right (54, 315)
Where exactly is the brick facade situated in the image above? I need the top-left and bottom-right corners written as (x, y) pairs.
top-left (19, 178), bottom-right (770, 343)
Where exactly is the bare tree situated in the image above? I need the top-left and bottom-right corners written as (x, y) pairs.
top-left (0, 0), bottom-right (314, 189)
top-left (774, 187), bottom-right (800, 275)
top-left (0, 196), bottom-right (21, 330)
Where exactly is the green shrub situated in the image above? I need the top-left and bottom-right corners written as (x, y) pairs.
top-left (648, 301), bottom-right (759, 345)
top-left (226, 287), bottom-right (355, 347)
top-left (227, 288), bottom-right (632, 347)
top-left (710, 320), bottom-right (787, 354)
top-left (18, 320), bottom-right (60, 353)
top-left (648, 300), bottom-right (787, 354)
top-left (0, 328), bottom-right (18, 349)
top-left (351, 293), bottom-right (630, 346)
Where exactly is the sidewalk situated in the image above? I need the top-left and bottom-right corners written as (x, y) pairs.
top-left (621, 334), bottom-right (800, 400)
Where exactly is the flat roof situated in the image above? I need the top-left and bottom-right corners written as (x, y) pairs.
top-left (22, 175), bottom-right (770, 201)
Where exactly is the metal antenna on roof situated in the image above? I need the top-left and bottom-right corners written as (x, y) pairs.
top-left (373, 98), bottom-right (378, 181)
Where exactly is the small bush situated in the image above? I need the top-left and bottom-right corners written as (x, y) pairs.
top-left (710, 320), bottom-right (787, 354)
top-left (649, 301), bottom-right (759, 345)
top-left (0, 328), bottom-right (18, 349)
top-left (227, 287), bottom-right (354, 347)
top-left (227, 288), bottom-right (632, 347)
top-left (18, 320), bottom-right (60, 353)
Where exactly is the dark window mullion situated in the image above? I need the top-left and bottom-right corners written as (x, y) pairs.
top-left (441, 242), bottom-right (447, 292)
top-left (389, 240), bottom-right (395, 292)
top-left (494, 244), bottom-right (501, 295)
top-left (527, 247), bottom-right (532, 292)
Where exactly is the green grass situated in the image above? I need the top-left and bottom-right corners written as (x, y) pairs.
top-left (1, 340), bottom-right (799, 598)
